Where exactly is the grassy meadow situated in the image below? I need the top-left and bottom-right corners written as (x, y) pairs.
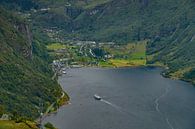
top-left (0, 121), bottom-right (38, 129)
top-left (100, 41), bottom-right (147, 67)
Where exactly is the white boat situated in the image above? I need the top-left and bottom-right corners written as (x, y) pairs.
top-left (62, 70), bottom-right (67, 74)
top-left (94, 94), bottom-right (101, 100)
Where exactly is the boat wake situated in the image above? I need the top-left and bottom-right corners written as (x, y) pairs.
top-left (154, 85), bottom-right (175, 129)
top-left (154, 86), bottom-right (170, 113)
top-left (100, 99), bottom-right (137, 118)
top-left (166, 118), bottom-right (174, 129)
top-left (101, 99), bottom-right (122, 112)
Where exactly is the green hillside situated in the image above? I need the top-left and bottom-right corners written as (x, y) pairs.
top-left (0, 7), bottom-right (68, 120)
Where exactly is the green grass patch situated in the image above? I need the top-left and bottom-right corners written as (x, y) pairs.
top-left (44, 122), bottom-right (57, 129)
top-left (57, 92), bottom-right (70, 107)
top-left (129, 52), bottom-right (146, 60)
top-left (0, 120), bottom-right (38, 129)
top-left (100, 41), bottom-right (147, 67)
top-left (109, 59), bottom-right (146, 67)
top-left (46, 43), bottom-right (66, 51)
top-left (99, 61), bottom-right (114, 67)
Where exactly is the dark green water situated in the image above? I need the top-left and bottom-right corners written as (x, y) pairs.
top-left (43, 67), bottom-right (195, 129)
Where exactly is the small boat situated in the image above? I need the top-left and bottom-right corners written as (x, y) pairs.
top-left (94, 94), bottom-right (101, 100)
top-left (62, 70), bottom-right (67, 74)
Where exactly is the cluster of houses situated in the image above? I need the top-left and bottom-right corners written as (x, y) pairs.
top-left (73, 41), bottom-right (115, 58)
top-left (0, 114), bottom-right (10, 121)
top-left (52, 58), bottom-right (83, 75)
top-left (52, 59), bottom-right (68, 75)
top-left (50, 40), bottom-right (118, 70)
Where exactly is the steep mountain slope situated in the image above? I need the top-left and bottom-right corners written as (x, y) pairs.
top-left (0, 7), bottom-right (67, 119)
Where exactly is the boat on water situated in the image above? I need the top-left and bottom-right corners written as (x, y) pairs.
top-left (94, 94), bottom-right (101, 100)
top-left (62, 70), bottom-right (67, 74)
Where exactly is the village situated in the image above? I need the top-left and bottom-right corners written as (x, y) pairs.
top-left (49, 41), bottom-right (114, 75)
top-left (47, 40), bottom-right (147, 75)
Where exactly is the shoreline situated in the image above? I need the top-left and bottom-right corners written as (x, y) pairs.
top-left (40, 64), bottom-right (194, 127)
top-left (37, 91), bottom-right (70, 128)
top-left (40, 64), bottom-right (195, 129)
top-left (75, 64), bottom-right (194, 86)
top-left (41, 64), bottom-right (194, 127)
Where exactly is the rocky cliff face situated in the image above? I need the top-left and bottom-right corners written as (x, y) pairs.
top-left (16, 23), bottom-right (33, 59)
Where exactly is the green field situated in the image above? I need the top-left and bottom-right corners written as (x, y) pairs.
top-left (108, 59), bottom-right (146, 68)
top-left (47, 43), bottom-right (67, 51)
top-left (99, 41), bottom-right (147, 67)
top-left (0, 121), bottom-right (38, 129)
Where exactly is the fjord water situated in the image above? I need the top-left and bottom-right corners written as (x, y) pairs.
top-left (43, 67), bottom-right (195, 129)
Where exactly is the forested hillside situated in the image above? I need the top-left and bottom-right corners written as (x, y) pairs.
top-left (0, 7), bottom-right (67, 119)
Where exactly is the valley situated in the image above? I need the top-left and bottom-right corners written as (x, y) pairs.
top-left (47, 40), bottom-right (147, 69)
top-left (0, 0), bottom-right (194, 129)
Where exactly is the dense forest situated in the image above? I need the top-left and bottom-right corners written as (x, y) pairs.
top-left (0, 6), bottom-right (66, 119)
